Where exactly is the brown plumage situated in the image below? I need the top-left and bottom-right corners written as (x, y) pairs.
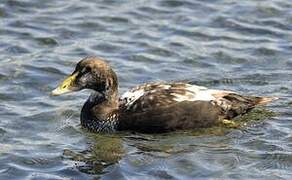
top-left (52, 57), bottom-right (278, 133)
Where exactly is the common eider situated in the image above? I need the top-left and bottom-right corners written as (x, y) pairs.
top-left (52, 57), bottom-right (277, 133)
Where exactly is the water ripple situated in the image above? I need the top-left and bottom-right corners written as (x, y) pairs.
top-left (0, 0), bottom-right (291, 179)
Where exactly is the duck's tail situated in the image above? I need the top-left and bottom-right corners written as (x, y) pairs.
top-left (218, 93), bottom-right (278, 119)
top-left (255, 96), bottom-right (279, 106)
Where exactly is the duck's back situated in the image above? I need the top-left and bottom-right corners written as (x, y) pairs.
top-left (116, 82), bottom-right (275, 133)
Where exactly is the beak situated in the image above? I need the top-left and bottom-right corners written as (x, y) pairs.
top-left (51, 72), bottom-right (79, 96)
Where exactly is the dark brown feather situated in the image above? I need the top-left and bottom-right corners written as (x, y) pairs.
top-left (216, 93), bottom-right (276, 119)
top-left (117, 101), bottom-right (223, 133)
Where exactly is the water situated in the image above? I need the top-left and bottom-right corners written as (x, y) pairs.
top-left (0, 0), bottom-right (291, 179)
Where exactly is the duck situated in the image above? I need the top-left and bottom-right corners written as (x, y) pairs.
top-left (52, 56), bottom-right (277, 133)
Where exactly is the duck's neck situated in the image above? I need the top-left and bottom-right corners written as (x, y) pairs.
top-left (81, 90), bottom-right (119, 133)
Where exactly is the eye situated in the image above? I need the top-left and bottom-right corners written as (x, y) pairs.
top-left (85, 66), bottom-right (91, 72)
top-left (81, 66), bottom-right (91, 74)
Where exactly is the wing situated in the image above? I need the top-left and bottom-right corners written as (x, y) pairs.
top-left (119, 82), bottom-right (234, 113)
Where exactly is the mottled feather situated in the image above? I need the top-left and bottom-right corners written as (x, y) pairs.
top-left (119, 82), bottom-right (235, 113)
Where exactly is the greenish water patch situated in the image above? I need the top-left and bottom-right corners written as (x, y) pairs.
top-left (34, 37), bottom-right (58, 46)
top-left (63, 134), bottom-right (124, 175)
top-left (234, 108), bottom-right (277, 124)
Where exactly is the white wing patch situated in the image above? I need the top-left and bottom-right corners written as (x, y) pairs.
top-left (121, 88), bottom-right (145, 107)
top-left (172, 84), bottom-right (234, 102)
top-left (121, 84), bottom-right (173, 106)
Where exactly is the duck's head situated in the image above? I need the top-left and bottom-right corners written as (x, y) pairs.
top-left (52, 57), bottom-right (118, 97)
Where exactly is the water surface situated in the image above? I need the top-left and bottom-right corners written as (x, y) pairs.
top-left (0, 0), bottom-right (292, 179)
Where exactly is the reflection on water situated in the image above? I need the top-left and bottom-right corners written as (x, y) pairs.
top-left (0, 0), bottom-right (291, 179)
top-left (63, 134), bottom-right (124, 175)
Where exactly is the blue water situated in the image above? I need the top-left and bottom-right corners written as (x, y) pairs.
top-left (0, 0), bottom-right (292, 179)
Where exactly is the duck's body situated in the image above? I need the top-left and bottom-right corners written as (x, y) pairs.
top-left (52, 57), bottom-right (277, 133)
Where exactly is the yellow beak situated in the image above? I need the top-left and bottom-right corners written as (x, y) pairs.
top-left (51, 72), bottom-right (79, 96)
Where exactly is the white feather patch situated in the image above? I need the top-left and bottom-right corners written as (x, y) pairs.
top-left (121, 84), bottom-right (171, 107)
top-left (172, 84), bottom-right (225, 102)
top-left (121, 88), bottom-right (145, 107)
